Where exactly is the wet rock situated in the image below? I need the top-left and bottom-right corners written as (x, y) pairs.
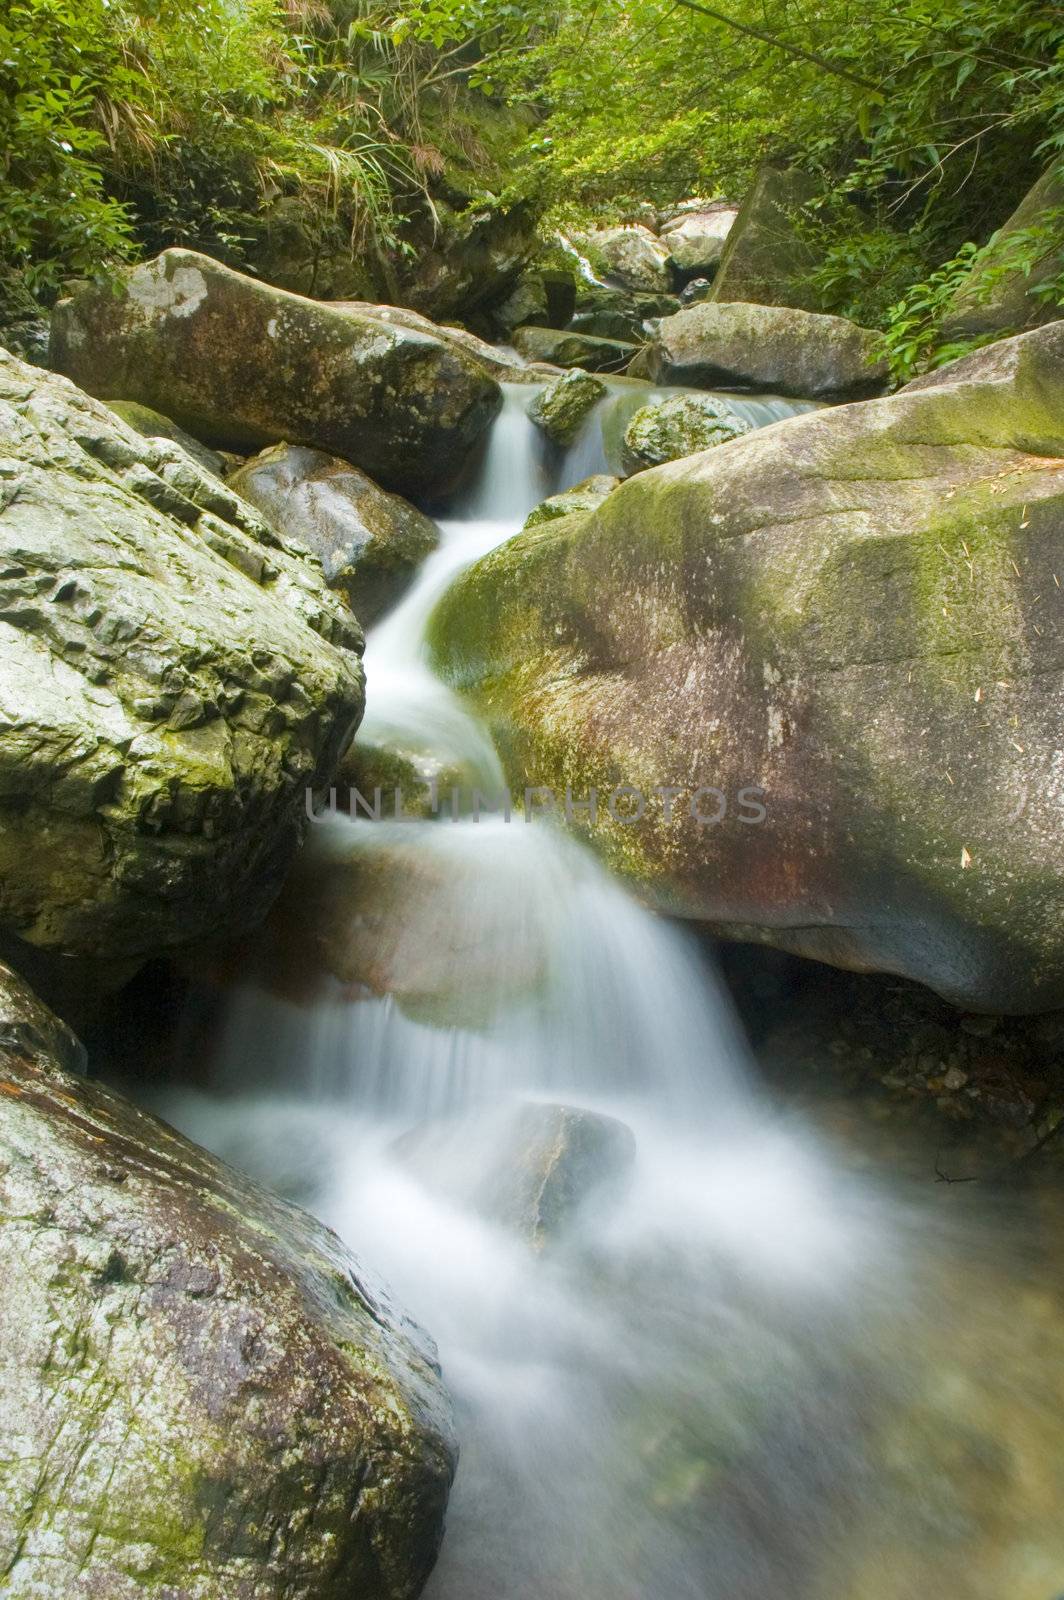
top-left (429, 322), bottom-right (1064, 1010)
top-left (105, 397), bottom-right (226, 478)
top-left (528, 369), bottom-right (608, 446)
top-left (942, 167), bottom-right (1064, 341)
top-left (512, 324), bottom-right (639, 373)
top-left (621, 393), bottom-right (753, 474)
top-left (524, 475), bottom-right (621, 529)
top-left (575, 225), bottom-right (673, 293)
top-left (51, 248), bottom-right (501, 497)
top-left (679, 277), bottom-right (715, 306)
top-left (638, 301), bottom-right (888, 400)
top-left (393, 1101), bottom-right (637, 1249)
top-left (710, 164), bottom-right (823, 310)
top-left (229, 443), bottom-right (439, 625)
top-left (0, 960), bottom-right (456, 1599)
top-left (0, 349), bottom-right (364, 965)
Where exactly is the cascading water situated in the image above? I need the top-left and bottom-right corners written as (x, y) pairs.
top-left (153, 382), bottom-right (1064, 1600)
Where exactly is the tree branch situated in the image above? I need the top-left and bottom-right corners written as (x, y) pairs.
top-left (671, 0), bottom-right (879, 92)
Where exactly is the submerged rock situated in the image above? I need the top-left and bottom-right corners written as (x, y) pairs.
top-left (621, 393), bottom-right (753, 474)
top-left (0, 349), bottom-right (364, 965)
top-left (710, 164), bottom-right (822, 310)
top-left (105, 397), bottom-right (227, 478)
top-left (637, 301), bottom-right (888, 399)
top-left (429, 322), bottom-right (1064, 1011)
top-left (528, 369), bottom-right (607, 446)
top-left (393, 1101), bottom-right (636, 1250)
top-left (512, 324), bottom-right (639, 372)
top-left (941, 166), bottom-right (1064, 341)
top-left (523, 474), bottom-right (621, 529)
top-left (50, 248), bottom-right (501, 497)
top-left (0, 960), bottom-right (456, 1598)
top-left (230, 443), bottom-right (439, 625)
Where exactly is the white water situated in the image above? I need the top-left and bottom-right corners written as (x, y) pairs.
top-left (150, 384), bottom-right (1044, 1599)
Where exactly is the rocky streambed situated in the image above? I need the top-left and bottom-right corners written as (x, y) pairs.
top-left (1, 221), bottom-right (1063, 1600)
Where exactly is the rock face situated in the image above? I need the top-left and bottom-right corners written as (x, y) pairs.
top-left (512, 324), bottom-right (639, 373)
top-left (577, 225), bottom-right (673, 292)
top-left (0, 349), bottom-right (365, 964)
top-left (636, 301), bottom-right (888, 399)
top-left (942, 167), bottom-right (1064, 341)
top-left (661, 206), bottom-right (738, 277)
top-left (230, 444), bottom-right (439, 626)
top-left (50, 249), bottom-right (501, 498)
top-left (429, 323), bottom-right (1064, 1012)
top-left (621, 393), bottom-right (753, 474)
top-left (710, 165), bottom-right (822, 310)
top-left (0, 960), bottom-right (456, 1598)
top-left (528, 370), bottom-right (607, 445)
top-left (523, 475), bottom-right (620, 529)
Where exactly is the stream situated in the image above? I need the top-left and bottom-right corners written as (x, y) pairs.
top-left (153, 382), bottom-right (1064, 1600)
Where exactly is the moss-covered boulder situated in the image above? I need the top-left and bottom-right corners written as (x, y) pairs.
top-left (429, 322), bottom-right (1064, 1011)
top-left (621, 393), bottom-right (753, 474)
top-left (0, 960), bottom-right (455, 1599)
top-left (523, 474), bottom-right (621, 529)
top-left (528, 370), bottom-right (607, 446)
top-left (229, 444), bottom-right (439, 626)
top-left (50, 249), bottom-right (501, 498)
top-left (0, 349), bottom-right (364, 966)
top-left (638, 301), bottom-right (888, 399)
top-left (334, 300), bottom-right (543, 381)
top-left (569, 283), bottom-right (680, 343)
top-left (512, 325), bottom-right (639, 373)
top-left (104, 398), bottom-right (226, 478)
top-left (941, 167), bottom-right (1064, 341)
top-left (710, 165), bottom-right (822, 309)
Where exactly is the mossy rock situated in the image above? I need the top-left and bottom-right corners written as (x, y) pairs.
top-left (621, 393), bottom-right (753, 474)
top-left (0, 348), bottom-right (365, 964)
top-left (710, 164), bottom-right (823, 310)
top-left (105, 398), bottom-right (226, 478)
top-left (51, 249), bottom-right (501, 499)
top-left (512, 324), bottom-right (639, 373)
top-left (428, 322), bottom-right (1064, 1010)
top-left (0, 960), bottom-right (455, 1598)
top-left (528, 369), bottom-right (608, 446)
top-left (941, 166), bottom-right (1064, 341)
top-left (523, 474), bottom-right (620, 528)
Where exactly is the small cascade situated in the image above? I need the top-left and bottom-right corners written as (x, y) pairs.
top-left (146, 351), bottom-right (1057, 1600)
top-left (558, 380), bottom-right (819, 487)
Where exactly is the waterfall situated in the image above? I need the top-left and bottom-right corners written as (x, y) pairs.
top-left (145, 371), bottom-right (1054, 1600)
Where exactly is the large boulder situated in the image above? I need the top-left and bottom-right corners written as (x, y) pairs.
top-left (50, 249), bottom-right (501, 498)
top-left (428, 323), bottom-right (1064, 1011)
top-left (528, 369), bottom-right (607, 445)
top-left (569, 283), bottom-right (680, 343)
top-left (941, 166), bottom-right (1064, 341)
top-left (512, 324), bottom-right (639, 373)
top-left (621, 393), bottom-right (753, 474)
top-left (635, 301), bottom-right (888, 399)
top-left (660, 205), bottom-right (738, 277)
top-left (576, 225), bottom-right (673, 293)
top-left (710, 165), bottom-right (822, 310)
top-left (333, 300), bottom-right (545, 383)
top-left (0, 349), bottom-right (364, 966)
top-left (229, 444), bottom-right (439, 626)
top-left (0, 960), bottom-right (455, 1598)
